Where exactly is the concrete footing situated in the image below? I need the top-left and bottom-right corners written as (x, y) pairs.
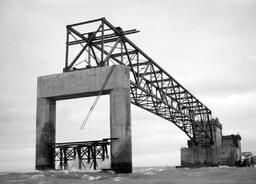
top-left (181, 118), bottom-right (242, 167)
top-left (36, 65), bottom-right (132, 173)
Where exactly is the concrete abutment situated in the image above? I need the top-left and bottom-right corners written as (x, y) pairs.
top-left (181, 118), bottom-right (241, 167)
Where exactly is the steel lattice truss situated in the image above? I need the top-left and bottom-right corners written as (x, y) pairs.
top-left (63, 18), bottom-right (214, 145)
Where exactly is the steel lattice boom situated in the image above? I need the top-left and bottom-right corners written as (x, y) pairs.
top-left (63, 18), bottom-right (214, 145)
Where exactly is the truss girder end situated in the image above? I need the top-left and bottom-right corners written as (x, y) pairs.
top-left (63, 18), bottom-right (214, 145)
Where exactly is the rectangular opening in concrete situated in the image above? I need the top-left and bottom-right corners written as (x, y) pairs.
top-left (55, 95), bottom-right (111, 170)
top-left (56, 95), bottom-right (110, 142)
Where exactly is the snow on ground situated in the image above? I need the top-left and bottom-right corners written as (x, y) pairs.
top-left (0, 166), bottom-right (256, 184)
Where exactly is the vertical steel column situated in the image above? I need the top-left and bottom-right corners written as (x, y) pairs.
top-left (77, 147), bottom-right (82, 169)
top-left (93, 144), bottom-right (97, 170)
top-left (101, 20), bottom-right (104, 64)
top-left (60, 147), bottom-right (63, 170)
top-left (87, 146), bottom-right (91, 164)
top-left (65, 29), bottom-right (69, 69)
top-left (63, 147), bottom-right (68, 170)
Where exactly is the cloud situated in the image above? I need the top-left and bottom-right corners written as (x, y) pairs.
top-left (184, 57), bottom-right (256, 97)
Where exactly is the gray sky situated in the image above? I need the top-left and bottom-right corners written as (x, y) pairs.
top-left (0, 0), bottom-right (256, 171)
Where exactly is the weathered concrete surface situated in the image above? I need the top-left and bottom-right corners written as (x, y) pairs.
top-left (110, 88), bottom-right (132, 173)
top-left (218, 135), bottom-right (241, 165)
top-left (37, 66), bottom-right (130, 99)
top-left (36, 98), bottom-right (56, 170)
top-left (36, 65), bottom-right (132, 173)
top-left (181, 118), bottom-right (242, 167)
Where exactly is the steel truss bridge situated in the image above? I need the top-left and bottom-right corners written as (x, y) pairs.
top-left (63, 18), bottom-right (214, 145)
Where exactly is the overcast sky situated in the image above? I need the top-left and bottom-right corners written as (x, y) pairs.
top-left (0, 0), bottom-right (256, 171)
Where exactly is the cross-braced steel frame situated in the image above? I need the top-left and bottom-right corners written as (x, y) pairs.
top-left (51, 139), bottom-right (111, 170)
top-left (63, 18), bottom-right (214, 145)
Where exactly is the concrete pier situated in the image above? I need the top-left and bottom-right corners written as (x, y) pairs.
top-left (181, 118), bottom-right (242, 167)
top-left (36, 98), bottom-right (56, 170)
top-left (36, 65), bottom-right (132, 173)
top-left (110, 88), bottom-right (132, 173)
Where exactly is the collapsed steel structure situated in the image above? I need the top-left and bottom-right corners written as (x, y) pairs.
top-left (63, 17), bottom-right (214, 145)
